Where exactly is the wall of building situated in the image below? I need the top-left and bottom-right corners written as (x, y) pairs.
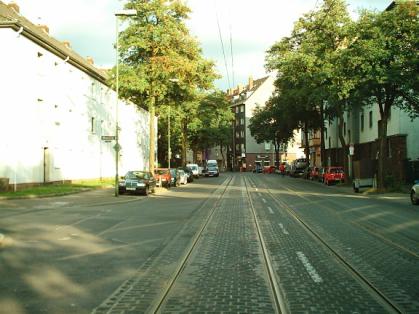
top-left (0, 27), bottom-right (150, 186)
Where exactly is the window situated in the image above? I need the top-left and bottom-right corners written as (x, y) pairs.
top-left (240, 105), bottom-right (244, 113)
top-left (369, 111), bottom-right (373, 128)
top-left (235, 106), bottom-right (239, 113)
top-left (241, 143), bottom-right (245, 152)
top-left (240, 118), bottom-right (244, 125)
top-left (325, 128), bottom-right (328, 139)
top-left (344, 122), bottom-right (346, 135)
top-left (348, 130), bottom-right (351, 143)
top-left (328, 137), bottom-right (331, 148)
top-left (236, 131), bottom-right (240, 139)
top-left (360, 113), bottom-right (364, 131)
top-left (241, 130), bottom-right (245, 138)
top-left (236, 144), bottom-right (240, 152)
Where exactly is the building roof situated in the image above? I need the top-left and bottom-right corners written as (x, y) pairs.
top-left (229, 76), bottom-right (270, 105)
top-left (0, 1), bottom-right (109, 84)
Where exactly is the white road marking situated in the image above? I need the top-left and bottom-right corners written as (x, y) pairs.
top-left (296, 251), bottom-right (323, 283)
top-left (268, 207), bottom-right (274, 214)
top-left (278, 223), bottom-right (289, 235)
top-left (262, 198), bottom-right (267, 203)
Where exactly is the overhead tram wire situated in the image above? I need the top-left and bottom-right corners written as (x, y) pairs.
top-left (215, 0), bottom-right (231, 90)
top-left (228, 4), bottom-right (235, 88)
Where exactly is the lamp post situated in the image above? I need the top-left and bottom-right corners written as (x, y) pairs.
top-left (114, 9), bottom-right (137, 197)
top-left (167, 78), bottom-right (179, 169)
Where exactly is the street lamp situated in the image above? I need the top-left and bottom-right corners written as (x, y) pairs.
top-left (167, 78), bottom-right (179, 169)
top-left (114, 9), bottom-right (137, 197)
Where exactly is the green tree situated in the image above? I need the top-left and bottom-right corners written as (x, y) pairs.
top-left (248, 99), bottom-right (295, 168)
top-left (115, 0), bottom-right (217, 172)
top-left (188, 91), bottom-right (233, 167)
top-left (342, 2), bottom-right (418, 189)
top-left (266, 0), bottom-right (352, 166)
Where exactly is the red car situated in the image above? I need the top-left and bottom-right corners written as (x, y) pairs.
top-left (323, 167), bottom-right (345, 185)
top-left (154, 168), bottom-right (172, 188)
top-left (263, 166), bottom-right (276, 174)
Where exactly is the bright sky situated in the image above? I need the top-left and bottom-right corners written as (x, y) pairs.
top-left (13, 0), bottom-right (390, 90)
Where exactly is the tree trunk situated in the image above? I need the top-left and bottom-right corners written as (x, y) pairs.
top-left (337, 114), bottom-right (348, 179)
top-left (149, 101), bottom-right (156, 173)
top-left (377, 116), bottom-right (388, 190)
top-left (320, 102), bottom-right (326, 167)
top-left (220, 143), bottom-right (226, 170)
top-left (181, 122), bottom-right (188, 166)
top-left (274, 139), bottom-right (280, 169)
top-left (304, 122), bottom-right (310, 166)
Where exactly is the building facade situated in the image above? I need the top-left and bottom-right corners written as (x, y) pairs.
top-left (0, 1), bottom-right (153, 189)
top-left (227, 75), bottom-right (304, 172)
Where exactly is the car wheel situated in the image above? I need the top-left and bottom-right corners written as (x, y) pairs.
top-left (411, 191), bottom-right (419, 205)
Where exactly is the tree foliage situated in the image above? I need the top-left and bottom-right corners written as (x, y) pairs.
top-left (113, 0), bottom-right (218, 171)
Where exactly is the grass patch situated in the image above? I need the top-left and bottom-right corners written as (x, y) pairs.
top-left (0, 179), bottom-right (114, 199)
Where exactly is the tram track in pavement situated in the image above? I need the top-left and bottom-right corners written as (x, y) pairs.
top-left (93, 176), bottom-right (240, 314)
top-left (150, 175), bottom-right (286, 313)
top-left (274, 177), bottom-right (419, 260)
top-left (248, 175), bottom-right (411, 313)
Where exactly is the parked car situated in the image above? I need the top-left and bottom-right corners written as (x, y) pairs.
top-left (289, 158), bottom-right (307, 177)
top-left (178, 169), bottom-right (188, 185)
top-left (411, 181), bottom-right (419, 205)
top-left (154, 168), bottom-right (172, 188)
top-left (309, 167), bottom-right (320, 180)
top-left (263, 166), bottom-right (276, 174)
top-left (323, 167), bottom-right (345, 185)
top-left (119, 170), bottom-right (156, 195)
top-left (179, 167), bottom-right (194, 183)
top-left (169, 168), bottom-right (181, 187)
top-left (186, 163), bottom-right (200, 178)
top-left (206, 165), bottom-right (219, 177)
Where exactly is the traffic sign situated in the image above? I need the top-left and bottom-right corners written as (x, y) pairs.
top-left (101, 135), bottom-right (116, 141)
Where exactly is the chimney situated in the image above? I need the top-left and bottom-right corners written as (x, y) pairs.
top-left (86, 56), bottom-right (94, 65)
top-left (62, 40), bottom-right (71, 49)
top-left (7, 2), bottom-right (20, 14)
top-left (37, 24), bottom-right (49, 34)
top-left (248, 76), bottom-right (254, 90)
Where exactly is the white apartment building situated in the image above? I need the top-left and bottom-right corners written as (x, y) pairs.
top-left (0, 2), bottom-right (153, 188)
top-left (227, 75), bottom-right (304, 172)
top-left (324, 103), bottom-right (419, 182)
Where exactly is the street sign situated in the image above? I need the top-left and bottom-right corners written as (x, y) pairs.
top-left (102, 135), bottom-right (116, 141)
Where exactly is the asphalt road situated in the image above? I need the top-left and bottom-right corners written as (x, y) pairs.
top-left (0, 173), bottom-right (418, 313)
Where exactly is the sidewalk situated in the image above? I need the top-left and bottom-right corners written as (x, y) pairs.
top-left (0, 186), bottom-right (170, 211)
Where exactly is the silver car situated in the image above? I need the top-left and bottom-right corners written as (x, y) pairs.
top-left (411, 181), bottom-right (419, 205)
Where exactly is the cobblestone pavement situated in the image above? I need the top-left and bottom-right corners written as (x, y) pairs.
top-left (92, 177), bottom-right (234, 314)
top-left (246, 175), bottom-right (391, 313)
top-left (251, 174), bottom-right (419, 313)
top-left (159, 175), bottom-right (276, 313)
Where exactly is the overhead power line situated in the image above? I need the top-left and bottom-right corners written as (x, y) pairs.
top-left (214, 0), bottom-right (231, 90)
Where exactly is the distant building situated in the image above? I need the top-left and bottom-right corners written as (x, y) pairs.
top-left (0, 1), bottom-right (153, 189)
top-left (225, 75), bottom-right (304, 172)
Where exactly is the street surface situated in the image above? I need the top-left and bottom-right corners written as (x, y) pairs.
top-left (1, 173), bottom-right (418, 313)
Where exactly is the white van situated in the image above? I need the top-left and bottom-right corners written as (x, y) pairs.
top-left (186, 163), bottom-right (200, 178)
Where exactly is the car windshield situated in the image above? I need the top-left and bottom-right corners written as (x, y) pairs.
top-left (156, 169), bottom-right (168, 175)
top-left (126, 171), bottom-right (147, 179)
top-left (330, 168), bottom-right (344, 173)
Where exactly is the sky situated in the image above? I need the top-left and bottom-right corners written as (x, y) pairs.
top-left (12, 0), bottom-right (390, 91)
